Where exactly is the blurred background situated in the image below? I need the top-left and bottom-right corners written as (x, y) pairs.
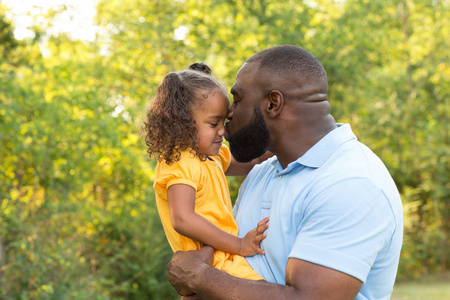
top-left (0, 0), bottom-right (448, 299)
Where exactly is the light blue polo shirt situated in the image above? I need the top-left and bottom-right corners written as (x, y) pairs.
top-left (234, 124), bottom-right (403, 299)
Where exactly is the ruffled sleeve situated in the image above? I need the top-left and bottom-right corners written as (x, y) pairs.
top-left (153, 150), bottom-right (202, 201)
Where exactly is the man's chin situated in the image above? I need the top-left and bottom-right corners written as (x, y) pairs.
top-left (226, 106), bottom-right (270, 162)
top-left (229, 142), bottom-right (265, 163)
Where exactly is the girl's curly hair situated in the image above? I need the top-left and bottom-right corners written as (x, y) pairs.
top-left (142, 63), bottom-right (227, 164)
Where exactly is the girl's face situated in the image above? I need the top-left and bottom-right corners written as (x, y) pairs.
top-left (192, 91), bottom-right (230, 157)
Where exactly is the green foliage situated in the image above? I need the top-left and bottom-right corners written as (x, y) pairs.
top-left (392, 273), bottom-right (450, 299)
top-left (0, 0), bottom-right (448, 298)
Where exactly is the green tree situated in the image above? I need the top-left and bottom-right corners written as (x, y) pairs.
top-left (1, 0), bottom-right (448, 299)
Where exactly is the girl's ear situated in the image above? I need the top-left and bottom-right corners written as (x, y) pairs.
top-left (265, 90), bottom-right (284, 118)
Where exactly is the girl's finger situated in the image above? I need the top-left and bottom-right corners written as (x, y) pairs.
top-left (257, 216), bottom-right (270, 227)
top-left (256, 222), bottom-right (269, 234)
top-left (255, 233), bottom-right (267, 242)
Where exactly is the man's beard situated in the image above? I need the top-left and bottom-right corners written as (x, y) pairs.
top-left (227, 106), bottom-right (270, 163)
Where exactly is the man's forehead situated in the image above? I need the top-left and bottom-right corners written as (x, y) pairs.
top-left (237, 62), bottom-right (259, 77)
top-left (232, 62), bottom-right (259, 93)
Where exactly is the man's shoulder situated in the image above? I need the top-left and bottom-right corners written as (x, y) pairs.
top-left (320, 138), bottom-right (384, 179)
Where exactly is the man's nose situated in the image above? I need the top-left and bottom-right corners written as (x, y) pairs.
top-left (226, 107), bottom-right (234, 120)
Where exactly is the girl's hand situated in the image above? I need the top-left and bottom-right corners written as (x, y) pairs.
top-left (239, 217), bottom-right (270, 256)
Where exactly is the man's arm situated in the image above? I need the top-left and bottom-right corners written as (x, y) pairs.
top-left (225, 151), bottom-right (274, 176)
top-left (167, 249), bottom-right (362, 300)
top-left (284, 258), bottom-right (362, 299)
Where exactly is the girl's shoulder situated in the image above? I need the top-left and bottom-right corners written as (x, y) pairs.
top-left (154, 148), bottom-right (204, 193)
top-left (155, 148), bottom-right (203, 185)
top-left (213, 144), bottom-right (231, 171)
top-left (157, 148), bottom-right (201, 169)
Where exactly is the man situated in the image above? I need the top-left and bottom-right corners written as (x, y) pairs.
top-left (167, 45), bottom-right (403, 299)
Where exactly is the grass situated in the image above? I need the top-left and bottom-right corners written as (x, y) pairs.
top-left (391, 273), bottom-right (450, 300)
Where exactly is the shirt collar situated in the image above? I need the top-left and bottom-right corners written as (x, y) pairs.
top-left (271, 123), bottom-right (357, 173)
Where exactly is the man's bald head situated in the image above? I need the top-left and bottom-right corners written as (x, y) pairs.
top-left (246, 45), bottom-right (328, 100)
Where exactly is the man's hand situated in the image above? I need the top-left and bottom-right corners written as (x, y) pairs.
top-left (239, 217), bottom-right (269, 256)
top-left (167, 246), bottom-right (214, 296)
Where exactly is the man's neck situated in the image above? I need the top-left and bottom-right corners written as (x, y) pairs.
top-left (273, 117), bottom-right (337, 169)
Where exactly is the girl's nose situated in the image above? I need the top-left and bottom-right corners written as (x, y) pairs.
top-left (218, 124), bottom-right (226, 136)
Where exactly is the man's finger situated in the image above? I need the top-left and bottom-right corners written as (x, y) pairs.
top-left (197, 246), bottom-right (214, 265)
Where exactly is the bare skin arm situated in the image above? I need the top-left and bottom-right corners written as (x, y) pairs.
top-left (168, 248), bottom-right (362, 299)
top-left (225, 151), bottom-right (274, 176)
top-left (168, 184), bottom-right (269, 256)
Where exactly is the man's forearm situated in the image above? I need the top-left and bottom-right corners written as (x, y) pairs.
top-left (191, 263), bottom-right (295, 300)
top-left (168, 250), bottom-right (361, 300)
top-left (167, 248), bottom-right (299, 299)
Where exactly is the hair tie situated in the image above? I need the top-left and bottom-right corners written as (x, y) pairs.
top-left (188, 62), bottom-right (212, 75)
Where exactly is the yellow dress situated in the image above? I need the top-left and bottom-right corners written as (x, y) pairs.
top-left (153, 145), bottom-right (263, 281)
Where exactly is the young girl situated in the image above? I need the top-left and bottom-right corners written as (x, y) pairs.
top-left (142, 63), bottom-right (269, 281)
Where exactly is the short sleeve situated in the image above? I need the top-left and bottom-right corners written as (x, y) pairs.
top-left (289, 178), bottom-right (396, 283)
top-left (215, 144), bottom-right (231, 172)
top-left (153, 151), bottom-right (202, 201)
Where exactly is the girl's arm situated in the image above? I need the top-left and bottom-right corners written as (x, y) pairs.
top-left (225, 151), bottom-right (274, 176)
top-left (168, 184), bottom-right (269, 257)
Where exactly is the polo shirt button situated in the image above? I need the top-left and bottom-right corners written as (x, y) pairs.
top-left (277, 175), bottom-right (282, 179)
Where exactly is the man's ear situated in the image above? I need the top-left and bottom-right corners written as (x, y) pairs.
top-left (265, 90), bottom-right (284, 118)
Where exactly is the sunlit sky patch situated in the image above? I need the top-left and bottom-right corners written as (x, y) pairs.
top-left (173, 25), bottom-right (189, 41)
top-left (3, 0), bottom-right (98, 41)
